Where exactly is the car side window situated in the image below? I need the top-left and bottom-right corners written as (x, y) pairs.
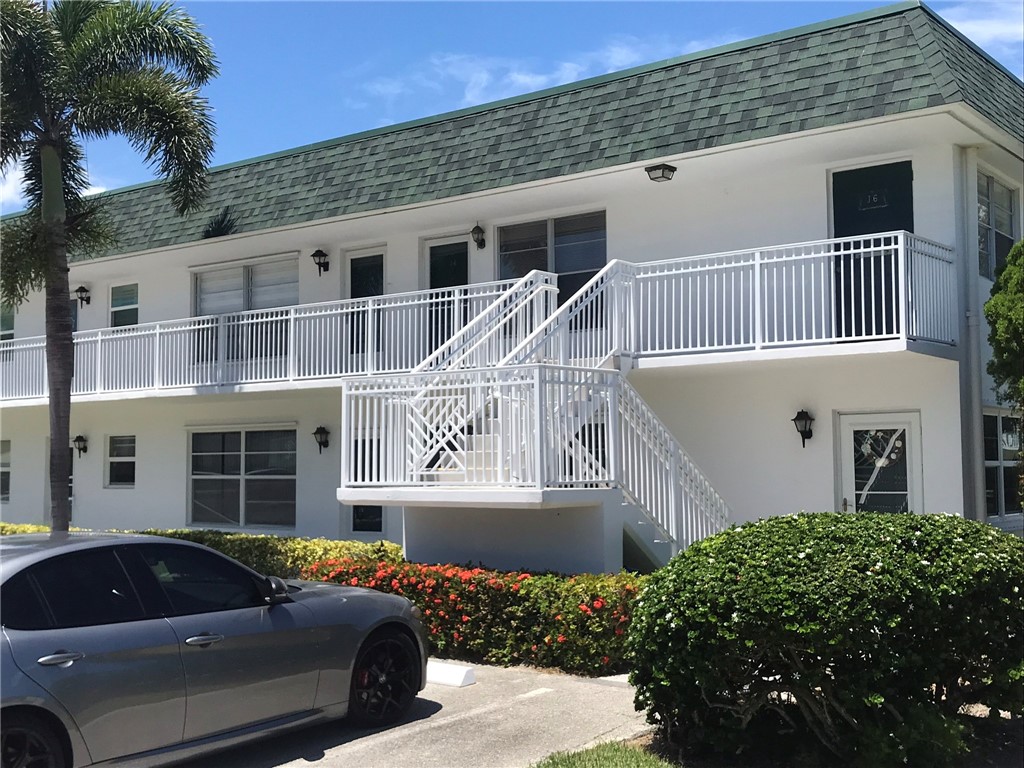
top-left (0, 572), bottom-right (53, 630)
top-left (137, 544), bottom-right (265, 615)
top-left (28, 548), bottom-right (145, 628)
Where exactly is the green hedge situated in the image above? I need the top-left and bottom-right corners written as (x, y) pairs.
top-left (303, 557), bottom-right (644, 675)
top-left (0, 523), bottom-right (402, 577)
top-left (628, 513), bottom-right (1024, 766)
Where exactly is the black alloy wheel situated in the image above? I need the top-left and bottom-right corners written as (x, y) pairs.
top-left (1, 714), bottom-right (66, 768)
top-left (348, 630), bottom-right (419, 726)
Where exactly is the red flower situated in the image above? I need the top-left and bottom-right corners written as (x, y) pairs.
top-left (556, 635), bottom-right (566, 643)
top-left (579, 604), bottom-right (592, 615)
top-left (602, 656), bottom-right (610, 665)
top-left (349, 577), bottom-right (359, 586)
top-left (592, 598), bottom-right (605, 610)
top-left (555, 614), bottom-right (562, 621)
top-left (518, 573), bottom-right (531, 580)
top-left (511, 583), bottom-right (520, 592)
top-left (461, 615), bottom-right (470, 623)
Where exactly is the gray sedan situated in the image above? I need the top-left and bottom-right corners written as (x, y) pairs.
top-left (0, 533), bottom-right (427, 768)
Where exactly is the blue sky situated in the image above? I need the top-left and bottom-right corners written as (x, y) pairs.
top-left (1, 0), bottom-right (1022, 212)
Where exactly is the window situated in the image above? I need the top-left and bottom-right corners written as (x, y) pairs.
top-left (0, 305), bottom-right (13, 341)
top-left (195, 258), bottom-right (299, 315)
top-left (27, 548), bottom-right (145, 628)
top-left (0, 572), bottom-right (51, 630)
top-left (137, 543), bottom-right (265, 615)
top-left (190, 429), bottom-right (296, 527)
top-left (107, 436), bottom-right (136, 487)
top-left (499, 212), bottom-right (606, 305)
top-left (1, 440), bottom-right (10, 503)
top-left (110, 283), bottom-right (139, 327)
top-left (984, 413), bottom-right (1021, 521)
top-left (353, 506), bottom-right (383, 533)
top-left (978, 172), bottom-right (1018, 280)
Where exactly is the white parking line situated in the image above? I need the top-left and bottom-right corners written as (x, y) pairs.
top-left (515, 688), bottom-right (553, 699)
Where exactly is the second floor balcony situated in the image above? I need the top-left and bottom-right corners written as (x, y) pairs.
top-left (0, 232), bottom-right (958, 405)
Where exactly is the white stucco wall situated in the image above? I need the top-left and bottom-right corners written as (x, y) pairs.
top-left (0, 392), bottom-right (402, 543)
top-left (630, 351), bottom-right (964, 524)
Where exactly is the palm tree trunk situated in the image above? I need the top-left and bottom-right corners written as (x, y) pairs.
top-left (41, 141), bottom-right (73, 532)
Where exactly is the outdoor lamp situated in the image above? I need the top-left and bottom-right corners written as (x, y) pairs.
top-left (471, 224), bottom-right (486, 249)
top-left (312, 425), bottom-right (330, 453)
top-left (644, 163), bottom-right (676, 182)
top-left (791, 410), bottom-right (814, 448)
top-left (310, 249), bottom-right (330, 276)
top-left (74, 286), bottom-right (91, 306)
top-left (72, 434), bottom-right (88, 457)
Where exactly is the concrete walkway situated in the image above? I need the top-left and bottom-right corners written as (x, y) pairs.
top-left (177, 664), bottom-right (649, 768)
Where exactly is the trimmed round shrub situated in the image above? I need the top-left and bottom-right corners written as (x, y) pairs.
top-left (628, 513), bottom-right (1024, 766)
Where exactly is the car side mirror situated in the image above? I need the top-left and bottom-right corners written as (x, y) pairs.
top-left (265, 575), bottom-right (290, 605)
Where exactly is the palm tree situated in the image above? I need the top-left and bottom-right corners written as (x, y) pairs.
top-left (1, 0), bottom-right (217, 531)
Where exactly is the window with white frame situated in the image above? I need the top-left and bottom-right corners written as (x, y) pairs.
top-left (984, 412), bottom-right (1021, 520)
top-left (107, 436), bottom-right (136, 487)
top-left (110, 284), bottom-right (139, 327)
top-left (0, 306), bottom-right (13, 341)
top-left (978, 172), bottom-right (1018, 280)
top-left (195, 258), bottom-right (299, 315)
top-left (1, 440), bottom-right (10, 503)
top-left (499, 212), bottom-right (606, 306)
top-left (190, 429), bottom-right (296, 528)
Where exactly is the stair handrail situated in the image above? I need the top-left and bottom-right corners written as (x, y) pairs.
top-left (413, 270), bottom-right (558, 373)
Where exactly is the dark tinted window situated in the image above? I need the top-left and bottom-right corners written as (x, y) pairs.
top-left (138, 544), bottom-right (265, 615)
top-left (31, 548), bottom-right (144, 628)
top-left (1, 572), bottom-right (52, 630)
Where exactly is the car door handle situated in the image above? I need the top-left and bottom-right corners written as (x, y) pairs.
top-left (184, 633), bottom-right (225, 647)
top-left (37, 651), bottom-right (85, 667)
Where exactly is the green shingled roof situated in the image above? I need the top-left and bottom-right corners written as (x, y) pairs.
top-left (30, 0), bottom-right (1024, 260)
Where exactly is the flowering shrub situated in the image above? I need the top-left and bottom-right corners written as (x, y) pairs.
top-left (302, 558), bottom-right (643, 675)
top-left (628, 513), bottom-right (1024, 767)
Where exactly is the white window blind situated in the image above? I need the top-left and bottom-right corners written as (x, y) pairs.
top-left (196, 258), bottom-right (298, 316)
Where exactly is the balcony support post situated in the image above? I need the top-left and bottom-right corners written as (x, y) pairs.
top-left (95, 330), bottom-right (104, 393)
top-left (287, 308), bottom-right (297, 381)
top-left (154, 324), bottom-right (162, 389)
top-left (897, 232), bottom-right (909, 343)
top-left (753, 251), bottom-right (763, 350)
top-left (534, 366), bottom-right (546, 489)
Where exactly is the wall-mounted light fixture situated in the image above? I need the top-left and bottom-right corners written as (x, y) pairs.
top-left (644, 163), bottom-right (677, 182)
top-left (72, 434), bottom-right (88, 457)
top-left (312, 425), bottom-right (330, 454)
top-left (470, 223), bottom-right (486, 250)
top-left (74, 286), bottom-right (91, 307)
top-left (791, 410), bottom-right (814, 448)
top-left (310, 249), bottom-right (330, 276)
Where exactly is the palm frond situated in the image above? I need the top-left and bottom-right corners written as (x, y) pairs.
top-left (0, 198), bottom-right (117, 306)
top-left (1, 0), bottom-right (64, 138)
top-left (78, 67), bottom-right (214, 214)
top-left (50, 0), bottom-right (114, 47)
top-left (68, 0), bottom-right (218, 90)
top-left (203, 206), bottom-right (238, 238)
top-left (0, 214), bottom-right (47, 306)
top-left (19, 128), bottom-right (91, 210)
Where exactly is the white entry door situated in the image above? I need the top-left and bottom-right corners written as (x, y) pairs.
top-left (838, 412), bottom-right (923, 514)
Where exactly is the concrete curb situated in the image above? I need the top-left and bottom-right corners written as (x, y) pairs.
top-left (426, 659), bottom-right (476, 687)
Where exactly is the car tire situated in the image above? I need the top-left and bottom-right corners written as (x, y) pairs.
top-left (348, 629), bottom-right (420, 727)
top-left (1, 711), bottom-right (67, 768)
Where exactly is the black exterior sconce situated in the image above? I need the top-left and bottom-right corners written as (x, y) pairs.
top-left (791, 410), bottom-right (814, 448)
top-left (310, 249), bottom-right (330, 276)
top-left (312, 425), bottom-right (330, 453)
top-left (74, 286), bottom-right (91, 306)
top-left (471, 224), bottom-right (486, 249)
top-left (72, 434), bottom-right (88, 457)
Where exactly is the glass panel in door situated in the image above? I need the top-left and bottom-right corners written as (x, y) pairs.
top-left (839, 412), bottom-right (922, 514)
top-left (428, 241), bottom-right (470, 353)
top-left (349, 253), bottom-right (384, 360)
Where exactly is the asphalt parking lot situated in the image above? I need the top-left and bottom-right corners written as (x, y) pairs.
top-left (176, 664), bottom-right (649, 768)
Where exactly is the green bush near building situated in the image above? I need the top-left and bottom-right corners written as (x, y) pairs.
top-left (628, 513), bottom-right (1024, 767)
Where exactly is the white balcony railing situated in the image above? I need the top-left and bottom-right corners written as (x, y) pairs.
top-left (0, 279), bottom-right (521, 400)
top-left (508, 232), bottom-right (957, 367)
top-left (340, 365), bottom-right (730, 548)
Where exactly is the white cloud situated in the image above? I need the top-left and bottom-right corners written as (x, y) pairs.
top-left (938, 1), bottom-right (1024, 77)
top-left (84, 184), bottom-right (107, 197)
top-left (0, 166), bottom-right (26, 214)
top-left (372, 33), bottom-right (736, 111)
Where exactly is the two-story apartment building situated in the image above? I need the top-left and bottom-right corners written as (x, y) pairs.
top-left (1, 1), bottom-right (1021, 573)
